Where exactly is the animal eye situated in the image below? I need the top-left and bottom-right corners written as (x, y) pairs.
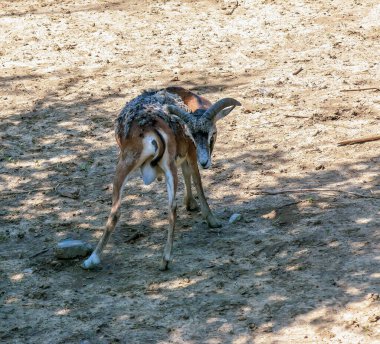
top-left (209, 134), bottom-right (216, 152)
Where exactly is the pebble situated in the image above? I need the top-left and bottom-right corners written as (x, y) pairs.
top-left (368, 315), bottom-right (380, 323)
top-left (56, 186), bottom-right (80, 199)
top-left (229, 213), bottom-right (242, 224)
top-left (315, 164), bottom-right (325, 170)
top-left (54, 239), bottom-right (92, 259)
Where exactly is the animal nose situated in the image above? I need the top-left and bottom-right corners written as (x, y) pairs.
top-left (200, 160), bottom-right (210, 169)
top-left (197, 148), bottom-right (210, 169)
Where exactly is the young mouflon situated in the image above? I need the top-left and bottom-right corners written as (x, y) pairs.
top-left (82, 87), bottom-right (241, 270)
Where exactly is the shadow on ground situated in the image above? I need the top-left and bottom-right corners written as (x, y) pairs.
top-left (1, 79), bottom-right (379, 343)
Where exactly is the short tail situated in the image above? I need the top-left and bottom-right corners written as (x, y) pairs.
top-left (151, 129), bottom-right (165, 167)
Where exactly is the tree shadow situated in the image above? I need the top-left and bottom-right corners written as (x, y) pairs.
top-left (1, 80), bottom-right (379, 343)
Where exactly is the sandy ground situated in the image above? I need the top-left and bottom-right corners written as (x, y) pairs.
top-left (1, 0), bottom-right (379, 343)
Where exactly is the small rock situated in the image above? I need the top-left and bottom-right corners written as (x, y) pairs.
top-left (262, 210), bottom-right (276, 220)
top-left (29, 290), bottom-right (48, 300)
top-left (367, 293), bottom-right (380, 301)
top-left (56, 186), bottom-right (80, 199)
top-left (368, 315), bottom-right (380, 323)
top-left (229, 213), bottom-right (242, 224)
top-left (54, 239), bottom-right (92, 259)
top-left (49, 260), bottom-right (60, 267)
top-left (315, 164), bottom-right (325, 170)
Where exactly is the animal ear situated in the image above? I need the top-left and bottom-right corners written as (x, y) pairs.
top-left (166, 86), bottom-right (212, 112)
top-left (214, 105), bottom-right (238, 122)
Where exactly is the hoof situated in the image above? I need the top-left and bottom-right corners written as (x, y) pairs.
top-left (159, 259), bottom-right (169, 271)
top-left (81, 253), bottom-right (101, 270)
top-left (185, 198), bottom-right (199, 212)
top-left (206, 214), bottom-right (222, 228)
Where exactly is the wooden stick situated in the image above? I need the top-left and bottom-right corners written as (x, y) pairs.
top-left (284, 114), bottom-right (311, 119)
top-left (0, 187), bottom-right (52, 197)
top-left (0, 182), bottom-right (63, 197)
top-left (226, 1), bottom-right (239, 15)
top-left (0, 181), bottom-right (108, 198)
top-left (338, 135), bottom-right (380, 146)
top-left (250, 188), bottom-right (378, 199)
top-left (292, 67), bottom-right (303, 76)
top-left (29, 248), bottom-right (50, 259)
top-left (340, 87), bottom-right (380, 92)
top-left (123, 232), bottom-right (145, 243)
top-left (276, 200), bottom-right (305, 209)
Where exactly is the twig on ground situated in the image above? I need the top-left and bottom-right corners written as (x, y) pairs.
top-left (340, 87), bottom-right (380, 92)
top-left (284, 114), bottom-right (311, 119)
top-left (0, 182), bottom-right (64, 198)
top-left (276, 200), bottom-right (305, 209)
top-left (226, 1), bottom-right (239, 15)
top-left (29, 248), bottom-right (50, 259)
top-left (251, 188), bottom-right (379, 199)
top-left (292, 67), bottom-right (303, 76)
top-left (0, 187), bottom-right (53, 197)
top-left (123, 232), bottom-right (145, 243)
top-left (338, 135), bottom-right (380, 146)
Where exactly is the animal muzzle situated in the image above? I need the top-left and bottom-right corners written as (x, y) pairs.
top-left (197, 149), bottom-right (211, 169)
top-left (200, 160), bottom-right (211, 169)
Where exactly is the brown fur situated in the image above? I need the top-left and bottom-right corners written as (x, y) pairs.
top-left (165, 86), bottom-right (212, 112)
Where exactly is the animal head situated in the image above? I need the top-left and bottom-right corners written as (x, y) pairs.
top-left (166, 97), bottom-right (241, 169)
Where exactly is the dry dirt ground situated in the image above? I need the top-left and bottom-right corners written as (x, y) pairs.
top-left (1, 0), bottom-right (379, 343)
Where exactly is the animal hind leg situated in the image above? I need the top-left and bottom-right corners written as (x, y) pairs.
top-left (82, 158), bottom-right (136, 269)
top-left (160, 161), bottom-right (178, 271)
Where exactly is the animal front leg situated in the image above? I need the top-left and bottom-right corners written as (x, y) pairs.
top-left (160, 162), bottom-right (178, 271)
top-left (187, 152), bottom-right (221, 228)
top-left (181, 161), bottom-right (199, 211)
top-left (82, 160), bottom-right (134, 269)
